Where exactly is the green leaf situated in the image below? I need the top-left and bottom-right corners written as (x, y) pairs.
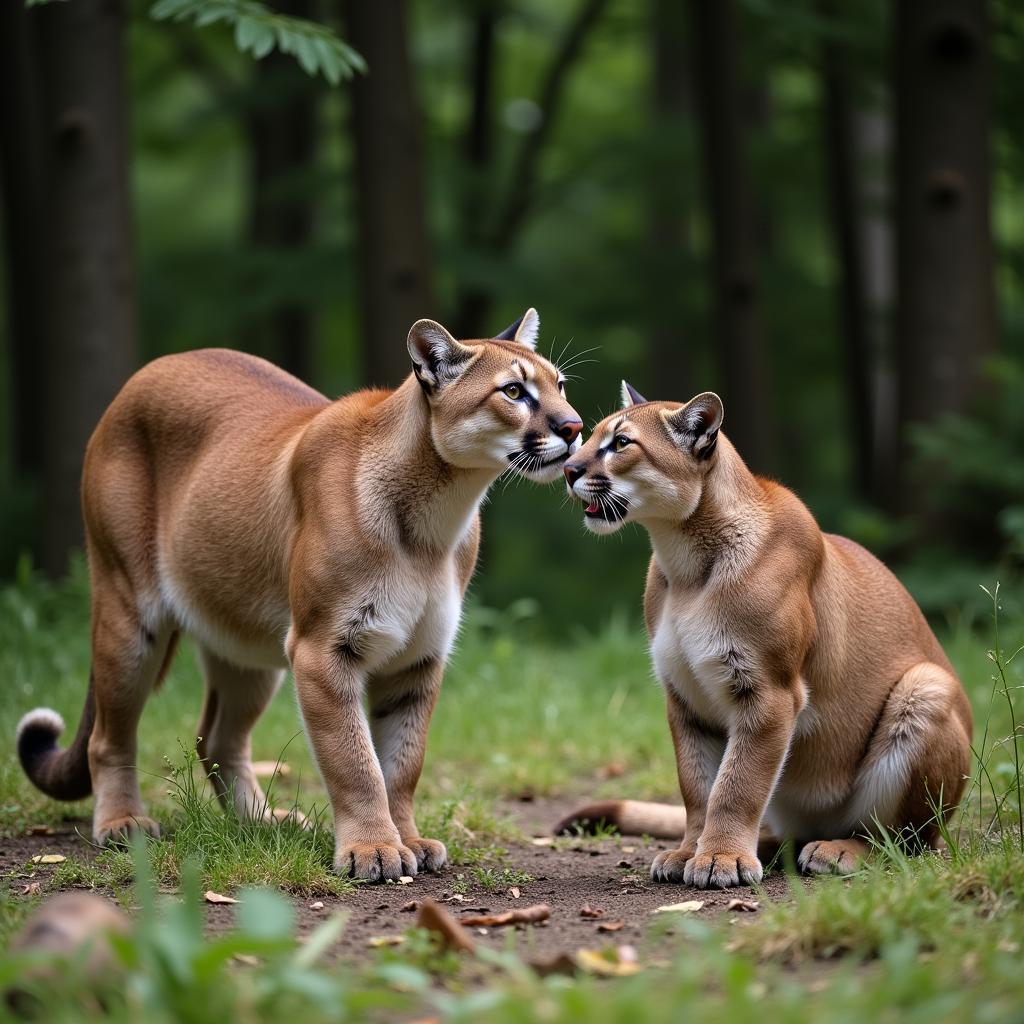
top-left (293, 34), bottom-right (319, 76)
top-left (236, 887), bottom-right (295, 940)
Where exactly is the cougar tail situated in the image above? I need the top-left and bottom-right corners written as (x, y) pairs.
top-left (554, 799), bottom-right (687, 840)
top-left (16, 679), bottom-right (95, 802)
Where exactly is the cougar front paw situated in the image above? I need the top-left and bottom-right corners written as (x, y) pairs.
top-left (683, 851), bottom-right (762, 888)
top-left (94, 815), bottom-right (161, 846)
top-left (798, 839), bottom-right (865, 876)
top-left (402, 837), bottom-right (447, 873)
top-left (336, 842), bottom-right (418, 882)
top-left (650, 846), bottom-right (695, 883)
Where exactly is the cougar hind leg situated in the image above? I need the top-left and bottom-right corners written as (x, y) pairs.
top-left (87, 576), bottom-right (177, 845)
top-left (195, 647), bottom-right (297, 824)
top-left (798, 661), bottom-right (971, 875)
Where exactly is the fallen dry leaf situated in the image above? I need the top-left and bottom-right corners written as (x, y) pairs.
top-left (621, 846), bottom-right (636, 854)
top-left (251, 761), bottom-right (291, 778)
top-left (398, 876), bottom-right (414, 885)
top-left (31, 854), bottom-right (66, 865)
top-left (309, 901), bottom-right (325, 911)
top-left (233, 954), bottom-right (260, 966)
top-left (653, 900), bottom-right (704, 914)
top-left (25, 825), bottom-right (55, 836)
top-left (460, 904), bottom-right (550, 928)
top-left (416, 899), bottom-right (476, 953)
top-left (445, 893), bottom-right (468, 903)
top-left (401, 900), bottom-right (419, 912)
top-left (530, 952), bottom-right (578, 977)
top-left (367, 935), bottom-right (405, 948)
top-left (204, 891), bottom-right (238, 905)
top-left (21, 882), bottom-right (42, 896)
top-left (598, 760), bottom-right (627, 779)
top-left (597, 920), bottom-right (624, 933)
top-left (575, 947), bottom-right (641, 977)
top-left (725, 899), bottom-right (759, 913)
top-left (579, 905), bottom-right (605, 919)
top-left (508, 886), bottom-right (521, 899)
top-left (530, 836), bottom-right (554, 847)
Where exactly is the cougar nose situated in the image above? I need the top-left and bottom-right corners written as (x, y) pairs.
top-left (564, 462), bottom-right (585, 486)
top-left (552, 417), bottom-right (583, 444)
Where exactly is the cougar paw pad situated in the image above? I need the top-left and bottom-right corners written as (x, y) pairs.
top-left (337, 842), bottom-right (418, 882)
top-left (798, 840), bottom-right (864, 876)
top-left (650, 848), bottom-right (694, 884)
top-left (94, 816), bottom-right (161, 846)
top-left (402, 837), bottom-right (447, 873)
top-left (683, 851), bottom-right (762, 889)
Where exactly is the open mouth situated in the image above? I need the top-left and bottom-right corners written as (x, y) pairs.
top-left (583, 496), bottom-right (628, 523)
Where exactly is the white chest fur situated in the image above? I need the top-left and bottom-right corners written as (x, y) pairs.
top-left (331, 559), bottom-right (463, 677)
top-left (650, 594), bottom-right (741, 729)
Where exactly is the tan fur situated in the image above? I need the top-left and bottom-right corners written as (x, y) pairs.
top-left (17, 312), bottom-right (583, 882)
top-left (561, 388), bottom-right (972, 887)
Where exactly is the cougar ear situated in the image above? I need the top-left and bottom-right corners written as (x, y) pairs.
top-left (620, 380), bottom-right (647, 408)
top-left (661, 392), bottom-right (723, 459)
top-left (495, 307), bottom-right (539, 350)
top-left (407, 319), bottom-right (477, 393)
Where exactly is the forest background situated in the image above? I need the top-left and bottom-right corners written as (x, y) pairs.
top-left (1, 0), bottom-right (1020, 631)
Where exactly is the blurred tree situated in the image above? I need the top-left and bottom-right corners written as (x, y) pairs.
top-left (345, 0), bottom-right (435, 385)
top-left (452, 0), bottom-right (500, 339)
top-left (452, 0), bottom-right (610, 337)
top-left (647, 0), bottom-right (692, 390)
top-left (894, 0), bottom-right (995, 512)
top-left (37, 0), bottom-right (137, 576)
top-left (0, 0), bottom-right (47, 482)
top-left (820, 1), bottom-right (874, 500)
top-left (688, 0), bottom-right (771, 473)
top-left (247, 0), bottom-right (319, 382)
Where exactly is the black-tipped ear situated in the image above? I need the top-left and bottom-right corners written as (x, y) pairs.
top-left (661, 392), bottom-right (724, 459)
top-left (495, 314), bottom-right (524, 341)
top-left (620, 380), bottom-right (647, 408)
top-left (495, 307), bottom-right (539, 350)
top-left (407, 319), bottom-right (477, 393)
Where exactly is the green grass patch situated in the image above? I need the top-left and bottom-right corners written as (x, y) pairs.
top-left (4, 570), bottom-right (1024, 1021)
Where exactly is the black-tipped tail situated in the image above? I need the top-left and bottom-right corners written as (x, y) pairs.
top-left (554, 799), bottom-right (687, 839)
top-left (17, 681), bottom-right (95, 802)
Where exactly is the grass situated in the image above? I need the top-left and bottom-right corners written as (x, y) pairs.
top-left (2, 565), bottom-right (1024, 1021)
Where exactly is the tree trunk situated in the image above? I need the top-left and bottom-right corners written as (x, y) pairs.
top-left (247, 0), bottom-right (318, 382)
top-left (820, 2), bottom-right (874, 500)
top-left (452, 0), bottom-right (499, 339)
top-left (688, 0), bottom-right (770, 473)
top-left (647, 0), bottom-right (691, 390)
top-left (0, 0), bottom-right (47, 480)
top-left (451, 0), bottom-right (609, 336)
top-left (855, 108), bottom-right (897, 507)
top-left (345, 0), bottom-right (435, 385)
top-left (894, 0), bottom-right (994, 506)
top-left (37, 0), bottom-right (137, 577)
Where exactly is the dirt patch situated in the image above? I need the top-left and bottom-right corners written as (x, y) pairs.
top-left (1, 799), bottom-right (793, 966)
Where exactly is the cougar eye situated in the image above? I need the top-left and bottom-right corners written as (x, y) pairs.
top-left (557, 380), bottom-right (566, 393)
top-left (613, 434), bottom-right (632, 452)
top-left (501, 382), bottom-right (523, 400)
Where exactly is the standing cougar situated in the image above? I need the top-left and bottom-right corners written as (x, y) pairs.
top-left (17, 310), bottom-right (583, 882)
top-left (560, 383), bottom-right (972, 888)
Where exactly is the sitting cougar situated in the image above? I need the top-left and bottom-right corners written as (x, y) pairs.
top-left (560, 383), bottom-right (972, 888)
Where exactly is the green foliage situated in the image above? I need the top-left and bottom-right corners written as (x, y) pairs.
top-left (911, 358), bottom-right (1024, 565)
top-left (149, 0), bottom-right (365, 83)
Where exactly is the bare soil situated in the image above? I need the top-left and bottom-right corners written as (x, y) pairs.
top-left (2, 797), bottom-right (793, 966)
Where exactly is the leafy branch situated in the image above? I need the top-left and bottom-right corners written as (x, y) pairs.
top-left (149, 0), bottom-right (366, 85)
